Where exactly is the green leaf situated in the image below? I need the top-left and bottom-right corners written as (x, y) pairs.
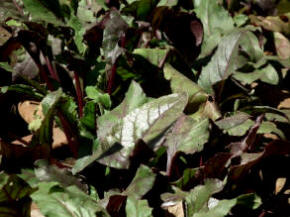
top-left (157, 0), bottom-right (177, 7)
top-left (22, 0), bottom-right (63, 24)
top-left (98, 81), bottom-right (148, 145)
top-left (31, 89), bottom-right (62, 149)
top-left (34, 160), bottom-right (86, 190)
top-left (126, 197), bottom-right (153, 217)
top-left (198, 30), bottom-right (252, 94)
top-left (194, 0), bottom-right (234, 58)
top-left (122, 0), bottom-right (157, 21)
top-left (215, 112), bottom-right (251, 131)
top-left (164, 63), bottom-right (208, 113)
top-left (98, 92), bottom-right (188, 168)
top-left (165, 115), bottom-right (209, 173)
top-left (233, 64), bottom-right (279, 85)
top-left (32, 182), bottom-right (109, 217)
top-left (124, 165), bottom-right (156, 199)
top-left (0, 84), bottom-right (43, 100)
top-left (68, 14), bottom-right (86, 54)
top-left (133, 48), bottom-right (168, 67)
top-left (85, 86), bottom-right (111, 109)
top-left (0, 173), bottom-right (35, 217)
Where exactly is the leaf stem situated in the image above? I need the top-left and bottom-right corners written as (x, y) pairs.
top-left (44, 56), bottom-right (60, 82)
top-left (74, 71), bottom-right (84, 117)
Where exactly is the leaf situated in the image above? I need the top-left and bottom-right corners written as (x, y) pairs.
top-left (124, 165), bottom-right (156, 200)
top-left (31, 89), bottom-right (63, 150)
top-left (215, 112), bottom-right (251, 131)
top-left (0, 0), bottom-right (26, 22)
top-left (165, 115), bottom-right (209, 174)
top-left (22, 0), bottom-right (63, 24)
top-left (102, 10), bottom-right (128, 64)
top-left (274, 32), bottom-right (290, 59)
top-left (0, 26), bottom-right (11, 46)
top-left (98, 81), bottom-right (148, 146)
top-left (67, 13), bottom-right (87, 54)
top-left (34, 160), bottom-right (86, 191)
top-left (233, 64), bottom-right (279, 85)
top-left (122, 0), bottom-right (157, 21)
top-left (13, 53), bottom-right (39, 80)
top-left (31, 182), bottom-right (109, 217)
top-left (125, 197), bottom-right (153, 217)
top-left (98, 92), bottom-right (188, 168)
top-left (250, 14), bottom-right (290, 36)
top-left (1, 84), bottom-right (44, 100)
top-left (73, 81), bottom-right (149, 173)
top-left (194, 0), bottom-right (234, 57)
top-left (157, 0), bottom-right (178, 7)
top-left (133, 48), bottom-right (168, 67)
top-left (0, 173), bottom-right (35, 217)
top-left (198, 30), bottom-right (254, 94)
top-left (164, 63), bottom-right (208, 113)
top-left (85, 86), bottom-right (111, 109)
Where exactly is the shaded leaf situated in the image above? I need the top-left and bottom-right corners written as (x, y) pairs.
top-left (0, 173), bottom-right (35, 217)
top-left (124, 165), bottom-right (156, 199)
top-left (198, 30), bottom-right (254, 94)
top-left (126, 197), bottom-right (153, 217)
top-left (133, 48), bottom-right (169, 67)
top-left (164, 63), bottom-right (208, 113)
top-left (165, 115), bottom-right (209, 174)
top-left (22, 0), bottom-right (63, 24)
top-left (102, 10), bottom-right (128, 64)
top-left (194, 0), bottom-right (234, 57)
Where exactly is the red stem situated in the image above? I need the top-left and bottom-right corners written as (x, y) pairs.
top-left (57, 111), bottom-right (78, 157)
top-left (45, 56), bottom-right (60, 82)
top-left (74, 72), bottom-right (84, 117)
top-left (106, 63), bottom-right (117, 95)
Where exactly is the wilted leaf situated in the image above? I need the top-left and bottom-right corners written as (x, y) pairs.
top-left (250, 14), bottom-right (290, 36)
top-left (274, 32), bottom-right (290, 59)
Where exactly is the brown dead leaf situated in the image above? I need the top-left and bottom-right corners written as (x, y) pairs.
top-left (165, 201), bottom-right (184, 217)
top-left (17, 100), bottom-right (67, 149)
top-left (18, 101), bottom-right (43, 123)
top-left (278, 98), bottom-right (290, 109)
top-left (275, 177), bottom-right (287, 195)
top-left (31, 202), bottom-right (45, 217)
